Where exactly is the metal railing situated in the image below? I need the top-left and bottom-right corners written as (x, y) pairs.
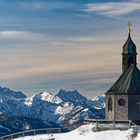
top-left (84, 119), bottom-right (140, 131)
top-left (0, 128), bottom-right (61, 140)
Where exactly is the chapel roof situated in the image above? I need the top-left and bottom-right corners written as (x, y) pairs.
top-left (106, 65), bottom-right (140, 94)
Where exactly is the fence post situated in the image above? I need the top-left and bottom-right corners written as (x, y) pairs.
top-left (129, 120), bottom-right (131, 129)
top-left (58, 128), bottom-right (61, 133)
top-left (113, 120), bottom-right (115, 129)
top-left (23, 132), bottom-right (24, 137)
top-left (47, 128), bottom-right (50, 134)
top-left (34, 130), bottom-right (36, 136)
top-left (96, 120), bottom-right (98, 131)
top-left (11, 134), bottom-right (13, 140)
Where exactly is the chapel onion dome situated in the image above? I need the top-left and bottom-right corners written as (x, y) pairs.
top-left (122, 32), bottom-right (137, 55)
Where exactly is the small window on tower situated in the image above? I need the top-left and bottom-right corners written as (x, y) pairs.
top-left (108, 97), bottom-right (112, 111)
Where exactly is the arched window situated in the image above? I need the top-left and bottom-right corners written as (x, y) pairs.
top-left (108, 97), bottom-right (112, 111)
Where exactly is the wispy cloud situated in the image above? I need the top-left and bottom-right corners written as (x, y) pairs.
top-left (19, 1), bottom-right (75, 11)
top-left (0, 31), bottom-right (27, 38)
top-left (84, 1), bottom-right (140, 17)
top-left (0, 29), bottom-right (122, 97)
top-left (0, 30), bottom-right (51, 45)
top-left (19, 2), bottom-right (46, 10)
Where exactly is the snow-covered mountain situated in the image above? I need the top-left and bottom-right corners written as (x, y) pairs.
top-left (0, 87), bottom-right (26, 99)
top-left (57, 89), bottom-right (93, 108)
top-left (0, 87), bottom-right (105, 136)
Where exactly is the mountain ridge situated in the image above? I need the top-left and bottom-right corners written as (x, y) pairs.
top-left (0, 87), bottom-right (105, 136)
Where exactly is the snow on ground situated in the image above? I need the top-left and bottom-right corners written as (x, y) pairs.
top-left (13, 124), bottom-right (138, 140)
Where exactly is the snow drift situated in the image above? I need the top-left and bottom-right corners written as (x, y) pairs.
top-left (13, 124), bottom-right (136, 140)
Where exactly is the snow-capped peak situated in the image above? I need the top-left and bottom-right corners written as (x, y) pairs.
top-left (24, 95), bottom-right (35, 106)
top-left (40, 91), bottom-right (63, 104)
top-left (92, 95), bottom-right (105, 108)
top-left (92, 95), bottom-right (105, 101)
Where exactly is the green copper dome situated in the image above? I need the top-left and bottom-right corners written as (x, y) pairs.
top-left (122, 33), bottom-right (137, 55)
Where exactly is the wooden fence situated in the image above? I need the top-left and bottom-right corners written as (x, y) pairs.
top-left (84, 119), bottom-right (140, 131)
top-left (0, 128), bottom-right (61, 140)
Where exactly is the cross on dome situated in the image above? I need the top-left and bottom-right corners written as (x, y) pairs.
top-left (128, 20), bottom-right (131, 33)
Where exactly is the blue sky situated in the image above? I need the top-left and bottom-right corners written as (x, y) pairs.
top-left (0, 0), bottom-right (140, 98)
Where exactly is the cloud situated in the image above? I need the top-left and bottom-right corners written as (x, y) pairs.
top-left (0, 31), bottom-right (27, 38)
top-left (0, 32), bottom-right (122, 98)
top-left (19, 1), bottom-right (75, 11)
top-left (0, 28), bottom-right (124, 98)
top-left (0, 30), bottom-right (52, 45)
top-left (84, 1), bottom-right (140, 17)
top-left (19, 2), bottom-right (46, 10)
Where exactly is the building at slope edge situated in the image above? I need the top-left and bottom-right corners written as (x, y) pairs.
top-left (105, 22), bottom-right (140, 123)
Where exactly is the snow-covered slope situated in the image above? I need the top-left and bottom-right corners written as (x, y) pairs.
top-left (14, 124), bottom-right (135, 140)
top-left (0, 87), bottom-right (105, 136)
